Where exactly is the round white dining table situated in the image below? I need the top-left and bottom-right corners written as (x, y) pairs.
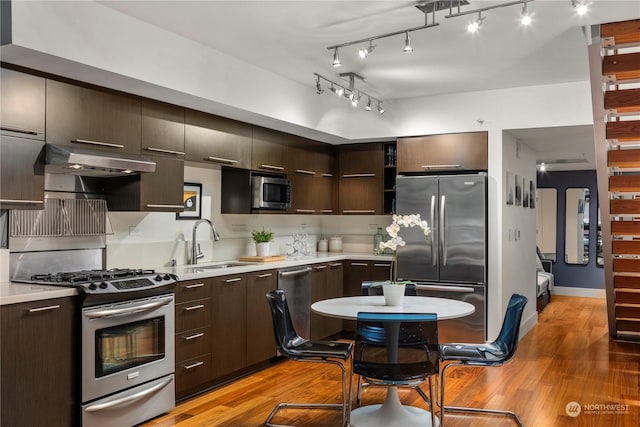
top-left (311, 295), bottom-right (475, 427)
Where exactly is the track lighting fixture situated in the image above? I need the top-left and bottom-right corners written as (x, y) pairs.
top-left (520, 2), bottom-right (532, 25)
top-left (313, 73), bottom-right (384, 114)
top-left (358, 41), bottom-right (376, 59)
top-left (403, 32), bottom-right (413, 53)
top-left (332, 48), bottom-right (341, 67)
top-left (572, 0), bottom-right (588, 15)
top-left (467, 12), bottom-right (484, 33)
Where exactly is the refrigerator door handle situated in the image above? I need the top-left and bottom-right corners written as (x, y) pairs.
top-left (415, 284), bottom-right (476, 293)
top-left (430, 195), bottom-right (436, 266)
top-left (440, 194), bottom-right (447, 265)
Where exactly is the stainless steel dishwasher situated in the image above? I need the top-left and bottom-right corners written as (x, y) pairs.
top-left (277, 266), bottom-right (312, 339)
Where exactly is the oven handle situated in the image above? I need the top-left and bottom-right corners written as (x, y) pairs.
top-left (84, 376), bottom-right (173, 412)
top-left (83, 296), bottom-right (173, 319)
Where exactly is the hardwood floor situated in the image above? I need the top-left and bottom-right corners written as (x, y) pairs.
top-left (142, 296), bottom-right (640, 427)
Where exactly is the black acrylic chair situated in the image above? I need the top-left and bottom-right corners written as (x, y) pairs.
top-left (439, 293), bottom-right (528, 427)
top-left (351, 312), bottom-right (440, 426)
top-left (265, 289), bottom-right (353, 427)
top-left (361, 280), bottom-right (418, 296)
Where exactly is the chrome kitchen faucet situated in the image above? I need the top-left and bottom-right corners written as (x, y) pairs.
top-left (190, 219), bottom-right (220, 264)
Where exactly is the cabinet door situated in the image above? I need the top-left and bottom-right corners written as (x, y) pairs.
top-left (339, 143), bottom-right (383, 176)
top-left (141, 99), bottom-right (185, 157)
top-left (310, 263), bottom-right (328, 340)
top-left (46, 79), bottom-right (141, 153)
top-left (289, 173), bottom-right (317, 214)
top-left (252, 126), bottom-right (290, 174)
top-left (1, 297), bottom-right (77, 427)
top-left (325, 262), bottom-right (344, 336)
top-left (397, 132), bottom-right (488, 173)
top-left (212, 274), bottom-right (247, 378)
top-left (0, 136), bottom-right (45, 209)
top-left (0, 68), bottom-right (46, 140)
top-left (185, 110), bottom-right (251, 169)
top-left (339, 143), bottom-right (383, 215)
top-left (246, 270), bottom-right (277, 366)
top-left (103, 156), bottom-right (184, 211)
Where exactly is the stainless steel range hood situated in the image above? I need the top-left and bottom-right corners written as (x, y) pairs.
top-left (45, 144), bottom-right (156, 177)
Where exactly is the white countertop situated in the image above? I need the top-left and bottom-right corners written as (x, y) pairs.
top-left (1, 252), bottom-right (392, 306)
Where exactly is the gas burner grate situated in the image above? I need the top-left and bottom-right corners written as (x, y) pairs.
top-left (31, 268), bottom-right (157, 284)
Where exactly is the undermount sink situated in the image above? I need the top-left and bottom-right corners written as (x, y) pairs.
top-left (195, 262), bottom-right (256, 270)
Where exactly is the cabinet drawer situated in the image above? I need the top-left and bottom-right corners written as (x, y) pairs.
top-left (176, 326), bottom-right (212, 363)
top-left (175, 279), bottom-right (211, 304)
top-left (175, 298), bottom-right (212, 334)
top-left (175, 354), bottom-right (212, 398)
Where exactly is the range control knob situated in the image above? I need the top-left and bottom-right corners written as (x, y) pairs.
top-left (154, 274), bottom-right (163, 281)
top-left (163, 274), bottom-right (171, 280)
top-left (99, 282), bottom-right (108, 289)
top-left (88, 283), bottom-right (98, 291)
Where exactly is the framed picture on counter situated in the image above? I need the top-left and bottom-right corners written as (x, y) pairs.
top-left (176, 182), bottom-right (202, 220)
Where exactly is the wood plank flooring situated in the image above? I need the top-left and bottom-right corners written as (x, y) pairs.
top-left (141, 296), bottom-right (640, 427)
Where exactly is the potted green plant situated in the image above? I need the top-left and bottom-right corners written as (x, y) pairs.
top-left (252, 228), bottom-right (275, 257)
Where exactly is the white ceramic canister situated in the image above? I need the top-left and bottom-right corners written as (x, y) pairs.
top-left (329, 236), bottom-right (343, 252)
top-left (317, 239), bottom-right (328, 252)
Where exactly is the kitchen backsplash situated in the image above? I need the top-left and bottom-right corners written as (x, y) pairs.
top-left (105, 165), bottom-right (390, 269)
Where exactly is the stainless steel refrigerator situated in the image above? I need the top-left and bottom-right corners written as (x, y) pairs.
top-left (396, 173), bottom-right (487, 343)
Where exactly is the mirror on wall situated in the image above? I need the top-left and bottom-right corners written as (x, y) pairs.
top-left (536, 188), bottom-right (557, 261)
top-left (565, 188), bottom-right (589, 265)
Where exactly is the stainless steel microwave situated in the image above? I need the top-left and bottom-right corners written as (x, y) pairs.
top-left (251, 176), bottom-right (291, 210)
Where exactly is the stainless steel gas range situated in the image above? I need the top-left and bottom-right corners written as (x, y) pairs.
top-left (19, 267), bottom-right (177, 427)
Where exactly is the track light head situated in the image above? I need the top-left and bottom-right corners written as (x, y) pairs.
top-left (377, 102), bottom-right (385, 115)
top-left (332, 48), bottom-right (341, 67)
top-left (572, 0), bottom-right (588, 15)
top-left (315, 75), bottom-right (324, 95)
top-left (520, 2), bottom-right (532, 25)
top-left (403, 32), bottom-right (413, 53)
top-left (335, 86), bottom-right (344, 97)
top-left (358, 41), bottom-right (376, 59)
top-left (365, 97), bottom-right (372, 111)
top-left (467, 13), bottom-right (484, 33)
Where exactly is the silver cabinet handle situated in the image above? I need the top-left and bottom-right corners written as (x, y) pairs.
top-left (329, 263), bottom-right (343, 268)
top-left (28, 304), bottom-right (61, 313)
top-left (84, 377), bottom-right (173, 412)
top-left (144, 147), bottom-right (185, 155)
top-left (343, 210), bottom-right (375, 214)
top-left (184, 304), bottom-right (205, 311)
top-left (146, 204), bottom-right (184, 209)
top-left (183, 332), bottom-right (205, 341)
top-left (206, 156), bottom-right (238, 164)
top-left (224, 277), bottom-right (242, 283)
top-left (296, 169), bottom-right (316, 175)
top-left (295, 209), bottom-right (316, 213)
top-left (72, 139), bottom-right (124, 148)
top-left (430, 195), bottom-right (436, 266)
top-left (0, 199), bottom-right (44, 204)
top-left (373, 263), bottom-right (391, 268)
top-left (421, 164), bottom-right (461, 170)
top-left (259, 164), bottom-right (284, 171)
top-left (1, 126), bottom-right (41, 136)
top-left (314, 265), bottom-right (327, 270)
top-left (321, 209), bottom-right (333, 214)
top-left (322, 173), bottom-right (333, 178)
top-left (184, 283), bottom-right (205, 289)
top-left (85, 296), bottom-right (173, 319)
top-left (440, 194), bottom-right (447, 266)
top-left (343, 173), bottom-right (375, 178)
top-left (257, 273), bottom-right (273, 278)
top-left (183, 361), bottom-right (205, 370)
top-left (351, 262), bottom-right (368, 267)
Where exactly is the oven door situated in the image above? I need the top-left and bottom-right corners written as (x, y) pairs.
top-left (81, 294), bottom-right (175, 403)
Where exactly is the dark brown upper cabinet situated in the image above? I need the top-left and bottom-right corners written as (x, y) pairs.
top-left (252, 126), bottom-right (290, 174)
top-left (288, 140), bottom-right (336, 214)
top-left (141, 99), bottom-right (185, 158)
top-left (185, 109), bottom-right (252, 169)
top-left (397, 131), bottom-right (488, 173)
top-left (0, 136), bottom-right (45, 210)
top-left (0, 68), bottom-right (46, 140)
top-left (338, 143), bottom-right (384, 215)
top-left (46, 79), bottom-right (141, 154)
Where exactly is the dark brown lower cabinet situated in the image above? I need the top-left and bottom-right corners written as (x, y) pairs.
top-left (246, 270), bottom-right (277, 366)
top-left (342, 260), bottom-right (392, 332)
top-left (311, 262), bottom-right (344, 339)
top-left (1, 297), bottom-right (77, 427)
top-left (212, 273), bottom-right (247, 379)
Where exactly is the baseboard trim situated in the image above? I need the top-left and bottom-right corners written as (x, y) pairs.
top-left (521, 311), bottom-right (538, 338)
top-left (552, 286), bottom-right (606, 298)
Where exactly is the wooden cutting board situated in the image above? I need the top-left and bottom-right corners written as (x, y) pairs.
top-left (239, 255), bottom-right (286, 262)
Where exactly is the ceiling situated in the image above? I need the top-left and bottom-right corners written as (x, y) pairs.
top-left (98, 1), bottom-right (640, 169)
